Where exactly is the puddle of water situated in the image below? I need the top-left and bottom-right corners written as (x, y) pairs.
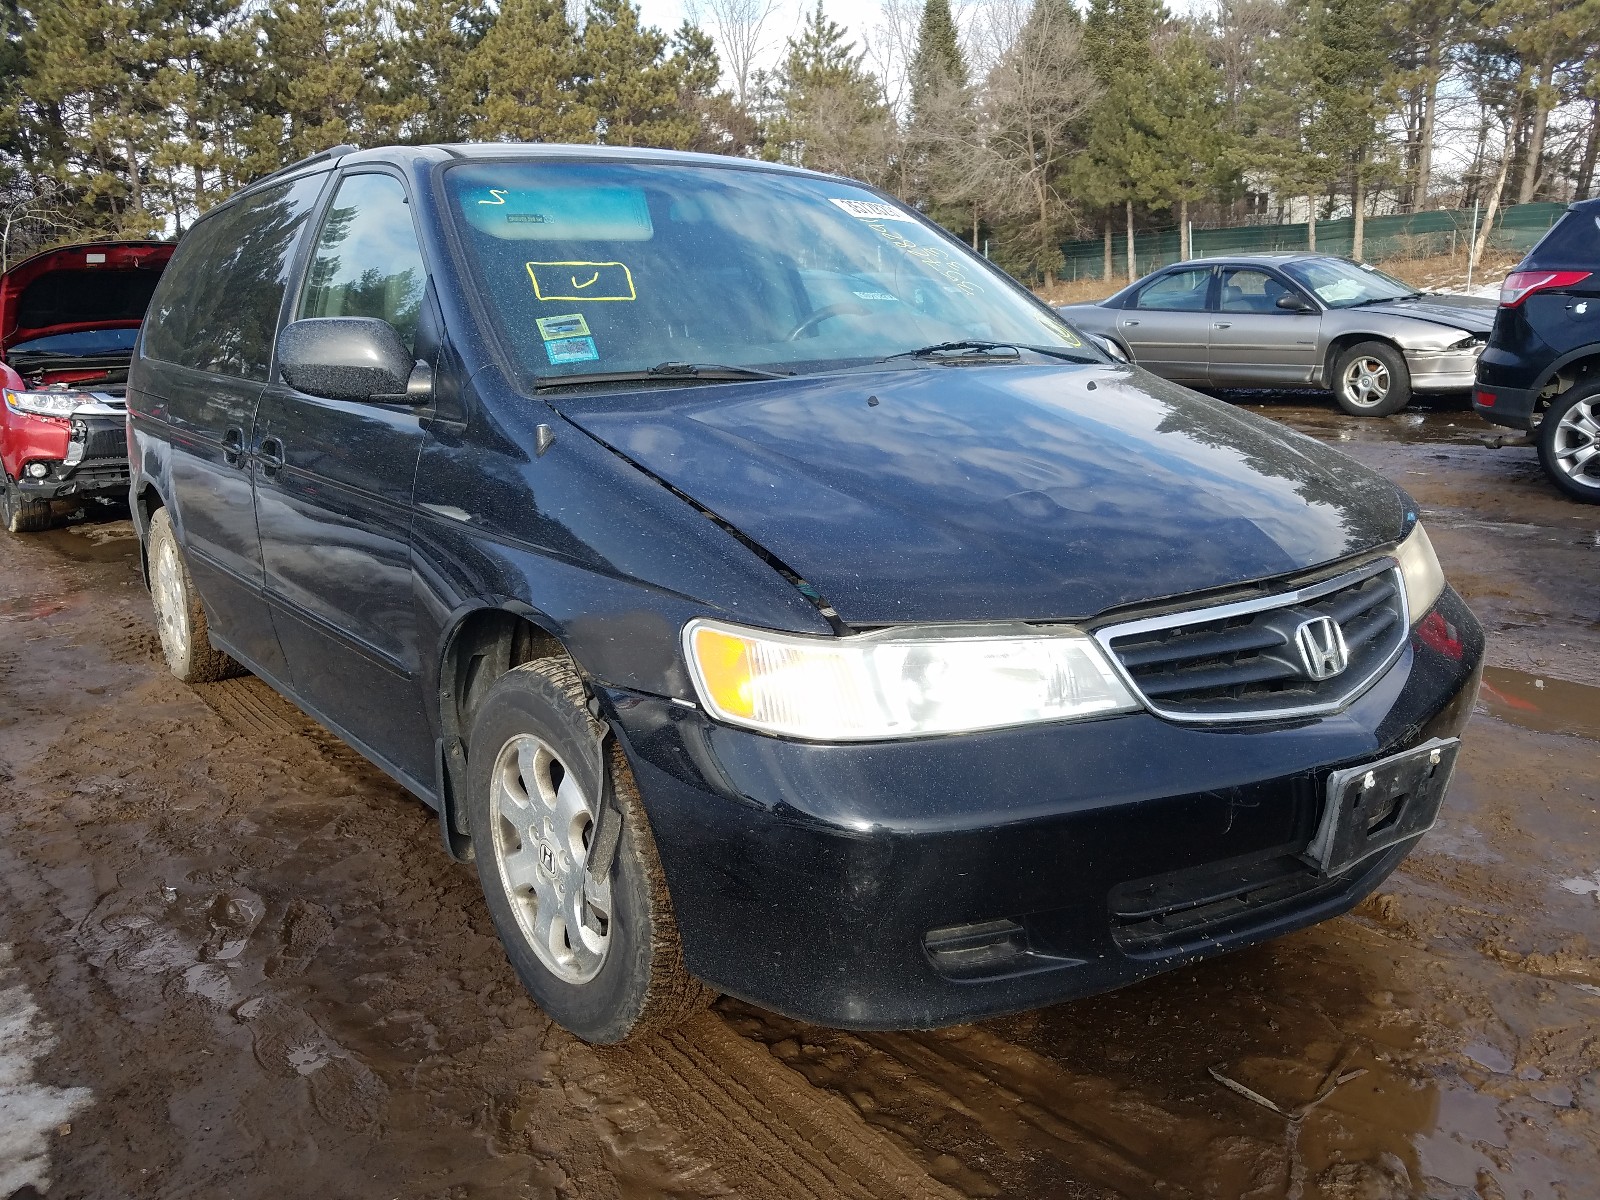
top-left (1228, 397), bottom-right (1492, 446)
top-left (38, 524), bottom-right (140, 564)
top-left (1476, 667), bottom-right (1600, 741)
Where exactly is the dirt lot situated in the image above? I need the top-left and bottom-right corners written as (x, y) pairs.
top-left (1, 394), bottom-right (1597, 1200)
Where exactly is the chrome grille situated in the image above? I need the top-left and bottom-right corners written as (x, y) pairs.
top-left (1095, 561), bottom-right (1408, 723)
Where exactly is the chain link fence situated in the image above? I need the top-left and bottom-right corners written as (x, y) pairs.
top-left (1058, 202), bottom-right (1568, 282)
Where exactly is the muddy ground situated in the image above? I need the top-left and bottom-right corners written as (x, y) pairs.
top-left (1, 395), bottom-right (1597, 1200)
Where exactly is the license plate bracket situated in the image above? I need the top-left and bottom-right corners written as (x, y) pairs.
top-left (1305, 737), bottom-right (1460, 876)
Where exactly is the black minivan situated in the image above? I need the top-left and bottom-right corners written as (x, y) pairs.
top-left (128, 145), bottom-right (1483, 1043)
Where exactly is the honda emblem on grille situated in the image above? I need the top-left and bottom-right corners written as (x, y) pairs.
top-left (1294, 616), bottom-right (1349, 680)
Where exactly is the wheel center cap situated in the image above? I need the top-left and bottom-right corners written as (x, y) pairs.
top-left (538, 838), bottom-right (557, 875)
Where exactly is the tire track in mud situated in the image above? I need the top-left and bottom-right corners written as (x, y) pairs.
top-left (603, 1015), bottom-right (963, 1200)
top-left (193, 677), bottom-right (305, 741)
top-left (860, 1028), bottom-right (1190, 1198)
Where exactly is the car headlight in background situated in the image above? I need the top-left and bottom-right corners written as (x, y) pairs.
top-left (4, 389), bottom-right (85, 417)
top-left (1394, 521), bottom-right (1445, 622)
top-left (685, 619), bottom-right (1139, 741)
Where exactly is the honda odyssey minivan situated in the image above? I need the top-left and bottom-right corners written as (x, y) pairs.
top-left (127, 145), bottom-right (1483, 1043)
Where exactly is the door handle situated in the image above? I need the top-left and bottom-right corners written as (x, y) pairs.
top-left (222, 426), bottom-right (244, 468)
top-left (1213, 322), bottom-right (1233, 329)
top-left (1121, 319), bottom-right (1140, 327)
top-left (258, 436), bottom-right (285, 477)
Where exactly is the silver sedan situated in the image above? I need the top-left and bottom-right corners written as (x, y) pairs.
top-left (1058, 253), bottom-right (1495, 416)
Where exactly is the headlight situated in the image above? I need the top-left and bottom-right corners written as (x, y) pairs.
top-left (4, 388), bottom-right (85, 417)
top-left (684, 619), bottom-right (1139, 741)
top-left (1394, 522), bottom-right (1445, 621)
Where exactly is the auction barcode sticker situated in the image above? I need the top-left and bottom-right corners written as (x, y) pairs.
top-left (829, 198), bottom-right (917, 224)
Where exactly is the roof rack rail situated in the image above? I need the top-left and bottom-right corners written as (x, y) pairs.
top-left (245, 144), bottom-right (359, 191)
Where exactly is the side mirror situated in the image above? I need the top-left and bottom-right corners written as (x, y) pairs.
top-left (1276, 294), bottom-right (1314, 313)
top-left (1089, 334), bottom-right (1129, 363)
top-left (277, 317), bottom-right (421, 402)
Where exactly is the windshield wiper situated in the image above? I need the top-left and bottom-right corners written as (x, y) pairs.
top-left (1348, 292), bottom-right (1423, 308)
top-left (878, 340), bottom-right (1097, 364)
top-left (536, 361), bottom-right (790, 390)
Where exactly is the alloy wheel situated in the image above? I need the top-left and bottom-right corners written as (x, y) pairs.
top-left (151, 536), bottom-right (191, 663)
top-left (489, 733), bottom-right (612, 984)
top-left (1341, 356), bottom-right (1391, 409)
top-left (1549, 395), bottom-right (1600, 489)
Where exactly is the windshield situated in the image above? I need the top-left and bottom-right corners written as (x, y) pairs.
top-left (7, 328), bottom-right (140, 358)
top-left (442, 160), bottom-right (1094, 382)
top-left (1281, 258), bottom-right (1418, 309)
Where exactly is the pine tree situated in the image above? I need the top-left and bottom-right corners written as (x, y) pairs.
top-left (22, 0), bottom-right (172, 232)
top-left (1141, 33), bottom-right (1232, 258)
top-left (580, 0), bottom-right (698, 148)
top-left (1304, 0), bottom-right (1393, 257)
top-left (1077, 0), bottom-right (1166, 279)
top-left (904, 0), bottom-right (971, 230)
top-left (669, 21), bottom-right (761, 155)
top-left (770, 2), bottom-right (892, 182)
top-left (242, 0), bottom-right (385, 177)
top-left (908, 0), bottom-right (965, 127)
top-left (469, 0), bottom-right (590, 143)
top-left (371, 0), bottom-right (490, 144)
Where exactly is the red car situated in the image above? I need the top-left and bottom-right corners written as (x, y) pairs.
top-left (1, 240), bottom-right (173, 532)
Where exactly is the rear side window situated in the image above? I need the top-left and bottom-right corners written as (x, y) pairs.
top-left (1524, 210), bottom-right (1600, 269)
top-left (142, 173), bottom-right (325, 379)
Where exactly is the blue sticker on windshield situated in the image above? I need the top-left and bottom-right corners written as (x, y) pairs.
top-left (545, 336), bottom-right (599, 365)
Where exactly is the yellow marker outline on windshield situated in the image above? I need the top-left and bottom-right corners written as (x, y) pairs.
top-left (526, 261), bottom-right (636, 302)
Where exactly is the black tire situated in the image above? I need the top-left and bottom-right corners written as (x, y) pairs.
top-left (1, 477), bottom-right (55, 533)
top-left (145, 508), bottom-right (241, 682)
top-left (1333, 341), bottom-right (1411, 417)
top-left (467, 659), bottom-right (708, 1043)
top-left (1536, 382), bottom-right (1600, 504)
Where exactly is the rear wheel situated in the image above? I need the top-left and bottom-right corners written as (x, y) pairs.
top-left (467, 659), bottom-right (707, 1043)
top-left (146, 508), bottom-right (240, 682)
top-left (1, 477), bottom-right (55, 533)
top-left (1536, 382), bottom-right (1600, 504)
top-left (1333, 341), bottom-right (1410, 417)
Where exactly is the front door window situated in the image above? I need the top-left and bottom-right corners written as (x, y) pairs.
top-left (299, 174), bottom-right (428, 353)
top-left (1219, 269), bottom-right (1296, 314)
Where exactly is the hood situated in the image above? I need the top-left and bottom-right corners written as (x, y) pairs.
top-left (1371, 293), bottom-right (1496, 334)
top-left (1, 240), bottom-right (173, 351)
top-left (555, 364), bottom-right (1409, 626)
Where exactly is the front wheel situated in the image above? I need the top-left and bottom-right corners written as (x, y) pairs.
top-left (1537, 382), bottom-right (1600, 503)
top-left (1333, 341), bottom-right (1411, 417)
top-left (1, 477), bottom-right (54, 533)
top-left (467, 659), bottom-right (708, 1043)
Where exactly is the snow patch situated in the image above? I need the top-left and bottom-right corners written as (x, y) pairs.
top-left (0, 945), bottom-right (92, 1196)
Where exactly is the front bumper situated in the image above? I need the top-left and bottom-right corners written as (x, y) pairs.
top-left (1405, 346), bottom-right (1483, 393)
top-left (16, 457), bottom-right (131, 503)
top-left (607, 586), bottom-right (1484, 1030)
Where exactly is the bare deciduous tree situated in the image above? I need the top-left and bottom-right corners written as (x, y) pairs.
top-left (943, 0), bottom-right (1098, 285)
top-left (687, 0), bottom-right (783, 108)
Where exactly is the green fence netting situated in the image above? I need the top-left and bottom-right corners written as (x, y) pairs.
top-left (1058, 202), bottom-right (1568, 283)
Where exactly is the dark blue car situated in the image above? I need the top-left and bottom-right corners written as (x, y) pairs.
top-left (127, 145), bottom-right (1483, 1042)
top-left (1473, 196), bottom-right (1600, 502)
